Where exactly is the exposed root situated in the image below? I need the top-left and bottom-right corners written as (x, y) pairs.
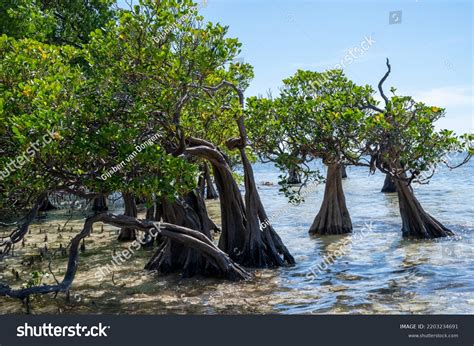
top-left (0, 213), bottom-right (251, 301)
top-left (395, 180), bottom-right (454, 239)
top-left (309, 163), bottom-right (352, 235)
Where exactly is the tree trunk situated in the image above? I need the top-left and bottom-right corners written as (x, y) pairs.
top-left (186, 141), bottom-right (247, 259)
top-left (118, 192), bottom-right (137, 241)
top-left (39, 198), bottom-right (56, 212)
top-left (210, 156), bottom-right (247, 258)
top-left (204, 162), bottom-right (219, 199)
top-left (309, 163), bottom-right (352, 235)
top-left (197, 166), bottom-right (206, 198)
top-left (0, 193), bottom-right (47, 259)
top-left (0, 213), bottom-right (250, 301)
top-left (92, 193), bottom-right (108, 212)
top-left (237, 147), bottom-right (295, 267)
top-left (145, 191), bottom-right (227, 278)
top-left (146, 201), bottom-right (162, 221)
top-left (381, 174), bottom-right (396, 193)
top-left (143, 200), bottom-right (163, 247)
top-left (341, 164), bottom-right (348, 179)
top-left (394, 179), bottom-right (454, 239)
top-left (186, 138), bottom-right (293, 267)
top-left (287, 167), bottom-right (301, 184)
top-left (135, 196), bottom-right (146, 205)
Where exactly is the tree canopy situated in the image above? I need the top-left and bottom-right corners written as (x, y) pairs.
top-left (0, 0), bottom-right (471, 306)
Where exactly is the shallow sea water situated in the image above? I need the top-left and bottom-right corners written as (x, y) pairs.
top-left (0, 160), bottom-right (473, 314)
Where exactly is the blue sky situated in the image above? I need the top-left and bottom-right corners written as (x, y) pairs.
top-left (199, 0), bottom-right (473, 133)
top-left (120, 0), bottom-right (473, 133)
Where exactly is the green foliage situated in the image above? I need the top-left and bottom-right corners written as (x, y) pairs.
top-left (0, 0), bottom-right (252, 211)
top-left (2, 0), bottom-right (466, 216)
top-left (0, 0), bottom-right (56, 41)
top-left (0, 35), bottom-right (84, 208)
top-left (0, 0), bottom-right (116, 45)
top-left (247, 69), bottom-right (375, 201)
top-left (365, 91), bottom-right (471, 183)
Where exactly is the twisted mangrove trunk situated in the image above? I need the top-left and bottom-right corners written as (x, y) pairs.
top-left (287, 167), bottom-right (301, 184)
top-left (145, 191), bottom-right (224, 277)
top-left (238, 145), bottom-right (295, 267)
top-left (204, 163), bottom-right (218, 199)
top-left (381, 174), bottom-right (396, 193)
top-left (92, 193), bottom-right (108, 212)
top-left (118, 192), bottom-right (137, 241)
top-left (309, 163), bottom-right (352, 235)
top-left (341, 164), bottom-right (348, 179)
top-left (0, 213), bottom-right (250, 301)
top-left (395, 179), bottom-right (454, 239)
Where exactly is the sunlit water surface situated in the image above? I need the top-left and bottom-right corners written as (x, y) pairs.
top-left (0, 160), bottom-right (473, 314)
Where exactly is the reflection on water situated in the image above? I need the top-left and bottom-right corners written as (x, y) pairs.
top-left (0, 161), bottom-right (473, 314)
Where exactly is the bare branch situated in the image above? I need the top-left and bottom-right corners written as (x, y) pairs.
top-left (378, 58), bottom-right (391, 106)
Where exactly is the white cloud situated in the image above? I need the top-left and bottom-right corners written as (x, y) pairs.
top-left (412, 86), bottom-right (473, 108)
top-left (371, 86), bottom-right (473, 133)
top-left (384, 86), bottom-right (473, 133)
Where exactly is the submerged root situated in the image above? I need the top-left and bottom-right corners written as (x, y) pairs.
top-left (309, 163), bottom-right (352, 235)
top-left (395, 180), bottom-right (454, 239)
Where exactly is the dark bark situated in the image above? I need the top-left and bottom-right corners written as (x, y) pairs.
top-left (191, 176), bottom-right (221, 232)
top-left (185, 142), bottom-right (247, 260)
top-left (92, 193), bottom-right (108, 212)
top-left (135, 196), bottom-right (146, 205)
top-left (39, 198), bottom-right (56, 212)
top-left (340, 164), bottom-right (348, 179)
top-left (117, 192), bottom-right (137, 241)
top-left (191, 189), bottom-right (220, 234)
top-left (0, 192), bottom-right (47, 259)
top-left (0, 213), bottom-right (250, 301)
top-left (146, 200), bottom-right (162, 221)
top-left (208, 156), bottom-right (246, 257)
top-left (142, 201), bottom-right (162, 247)
top-left (309, 163), bottom-right (352, 235)
top-left (145, 191), bottom-right (227, 277)
top-left (186, 138), bottom-right (293, 267)
top-left (197, 166), bottom-right (206, 198)
top-left (204, 162), bottom-right (219, 199)
top-left (287, 167), bottom-right (301, 184)
top-left (394, 179), bottom-right (454, 239)
top-left (238, 146), bottom-right (295, 267)
top-left (381, 174), bottom-right (396, 193)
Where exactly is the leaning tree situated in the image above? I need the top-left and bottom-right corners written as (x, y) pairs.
top-left (179, 73), bottom-right (295, 267)
top-left (0, 1), bottom-right (257, 308)
top-left (0, 0), bottom-right (295, 309)
top-left (363, 59), bottom-right (472, 238)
